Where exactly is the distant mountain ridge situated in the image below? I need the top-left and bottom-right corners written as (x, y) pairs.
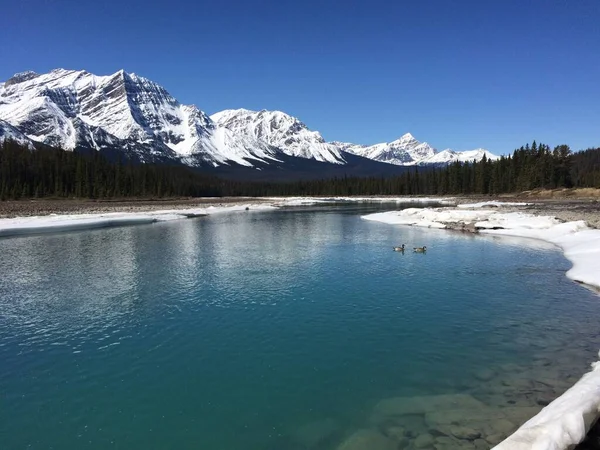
top-left (0, 68), bottom-right (498, 172)
top-left (332, 133), bottom-right (436, 165)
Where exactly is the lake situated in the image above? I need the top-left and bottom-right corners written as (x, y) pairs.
top-left (1, 204), bottom-right (599, 449)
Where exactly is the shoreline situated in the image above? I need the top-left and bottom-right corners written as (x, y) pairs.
top-left (0, 197), bottom-right (273, 219)
top-left (1, 194), bottom-right (598, 224)
top-left (0, 196), bottom-right (452, 238)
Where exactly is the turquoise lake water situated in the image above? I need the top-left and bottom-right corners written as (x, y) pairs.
top-left (1, 204), bottom-right (599, 449)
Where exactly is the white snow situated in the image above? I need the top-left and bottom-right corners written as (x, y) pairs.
top-left (1, 68), bottom-right (499, 169)
top-left (423, 148), bottom-right (500, 165)
top-left (0, 204), bottom-right (276, 238)
top-left (458, 200), bottom-right (530, 208)
top-left (334, 132), bottom-right (437, 166)
top-left (334, 134), bottom-right (498, 166)
top-left (363, 207), bottom-right (494, 229)
top-left (0, 69), bottom-right (279, 167)
top-left (0, 119), bottom-right (35, 148)
top-left (362, 205), bottom-right (600, 449)
top-left (269, 196), bottom-right (456, 206)
top-left (211, 109), bottom-right (346, 164)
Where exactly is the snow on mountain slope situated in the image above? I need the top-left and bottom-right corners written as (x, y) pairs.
top-left (1, 68), bottom-right (496, 169)
top-left (333, 133), bottom-right (437, 165)
top-left (211, 109), bottom-right (345, 164)
top-left (0, 119), bottom-right (35, 148)
top-left (423, 148), bottom-right (500, 165)
top-left (334, 134), bottom-right (498, 166)
top-left (0, 69), bottom-right (279, 167)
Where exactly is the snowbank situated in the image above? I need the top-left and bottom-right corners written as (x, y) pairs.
top-left (363, 207), bottom-right (494, 229)
top-left (458, 200), bottom-right (531, 208)
top-left (270, 196), bottom-right (456, 206)
top-left (362, 208), bottom-right (600, 290)
top-left (362, 205), bottom-right (600, 449)
top-left (494, 353), bottom-right (600, 450)
top-left (0, 204), bottom-right (275, 238)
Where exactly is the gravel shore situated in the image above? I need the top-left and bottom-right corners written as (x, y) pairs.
top-left (4, 195), bottom-right (599, 230)
top-left (453, 196), bottom-right (600, 229)
top-left (0, 197), bottom-right (271, 219)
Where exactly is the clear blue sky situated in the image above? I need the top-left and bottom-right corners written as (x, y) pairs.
top-left (2, 0), bottom-right (599, 154)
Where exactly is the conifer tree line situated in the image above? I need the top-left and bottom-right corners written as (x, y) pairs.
top-left (1, 139), bottom-right (599, 200)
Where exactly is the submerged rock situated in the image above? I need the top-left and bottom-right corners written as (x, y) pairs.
top-left (414, 433), bottom-right (435, 448)
top-left (372, 394), bottom-right (487, 418)
top-left (536, 396), bottom-right (552, 406)
top-left (474, 368), bottom-right (496, 382)
top-left (434, 435), bottom-right (481, 450)
top-left (425, 406), bottom-right (537, 440)
top-left (473, 438), bottom-right (488, 449)
top-left (449, 426), bottom-right (481, 440)
top-left (493, 418), bottom-right (518, 436)
top-left (290, 418), bottom-right (341, 449)
top-left (373, 413), bottom-right (427, 438)
top-left (485, 433), bottom-right (507, 445)
top-left (369, 393), bottom-right (542, 446)
top-left (499, 362), bottom-right (529, 373)
top-left (336, 429), bottom-right (397, 450)
top-left (383, 425), bottom-right (406, 441)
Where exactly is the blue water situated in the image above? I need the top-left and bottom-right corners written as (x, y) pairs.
top-left (1, 204), bottom-right (599, 449)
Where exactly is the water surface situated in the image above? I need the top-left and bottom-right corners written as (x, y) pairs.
top-left (1, 205), bottom-right (598, 449)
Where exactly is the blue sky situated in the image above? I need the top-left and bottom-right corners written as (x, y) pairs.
top-left (2, 0), bottom-right (599, 154)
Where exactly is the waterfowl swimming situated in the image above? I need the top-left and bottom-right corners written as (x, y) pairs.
top-left (413, 246), bottom-right (427, 253)
top-left (393, 244), bottom-right (405, 252)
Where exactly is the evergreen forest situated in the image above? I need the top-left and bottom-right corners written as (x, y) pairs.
top-left (1, 139), bottom-right (599, 200)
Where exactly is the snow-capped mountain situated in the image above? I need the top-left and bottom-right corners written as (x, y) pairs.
top-left (0, 69), bottom-right (279, 167)
top-left (211, 109), bottom-right (345, 164)
top-left (332, 134), bottom-right (498, 166)
top-left (422, 148), bottom-right (499, 165)
top-left (333, 133), bottom-right (437, 165)
top-left (0, 119), bottom-right (35, 149)
top-left (0, 68), bottom-right (496, 172)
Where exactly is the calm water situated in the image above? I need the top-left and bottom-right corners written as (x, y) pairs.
top-left (1, 205), bottom-right (599, 449)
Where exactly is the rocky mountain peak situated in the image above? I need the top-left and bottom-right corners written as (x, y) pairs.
top-left (5, 71), bottom-right (40, 86)
top-left (0, 68), bottom-right (496, 170)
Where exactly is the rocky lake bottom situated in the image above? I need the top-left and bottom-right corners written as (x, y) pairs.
top-left (272, 343), bottom-right (597, 450)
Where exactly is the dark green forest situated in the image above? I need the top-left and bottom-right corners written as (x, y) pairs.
top-left (1, 139), bottom-right (599, 200)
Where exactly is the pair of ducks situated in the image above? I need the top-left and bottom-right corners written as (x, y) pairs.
top-left (393, 244), bottom-right (427, 253)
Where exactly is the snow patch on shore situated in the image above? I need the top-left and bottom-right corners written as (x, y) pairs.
top-left (362, 205), bottom-right (600, 449)
top-left (0, 204), bottom-right (275, 238)
top-left (362, 207), bottom-right (599, 289)
top-left (363, 207), bottom-right (495, 229)
top-left (271, 196), bottom-right (456, 207)
top-left (458, 200), bottom-right (531, 208)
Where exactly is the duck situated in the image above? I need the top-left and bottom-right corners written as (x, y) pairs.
top-left (393, 244), bottom-right (406, 252)
top-left (413, 246), bottom-right (427, 253)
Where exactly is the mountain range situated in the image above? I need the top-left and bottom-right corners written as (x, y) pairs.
top-left (0, 69), bottom-right (498, 179)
